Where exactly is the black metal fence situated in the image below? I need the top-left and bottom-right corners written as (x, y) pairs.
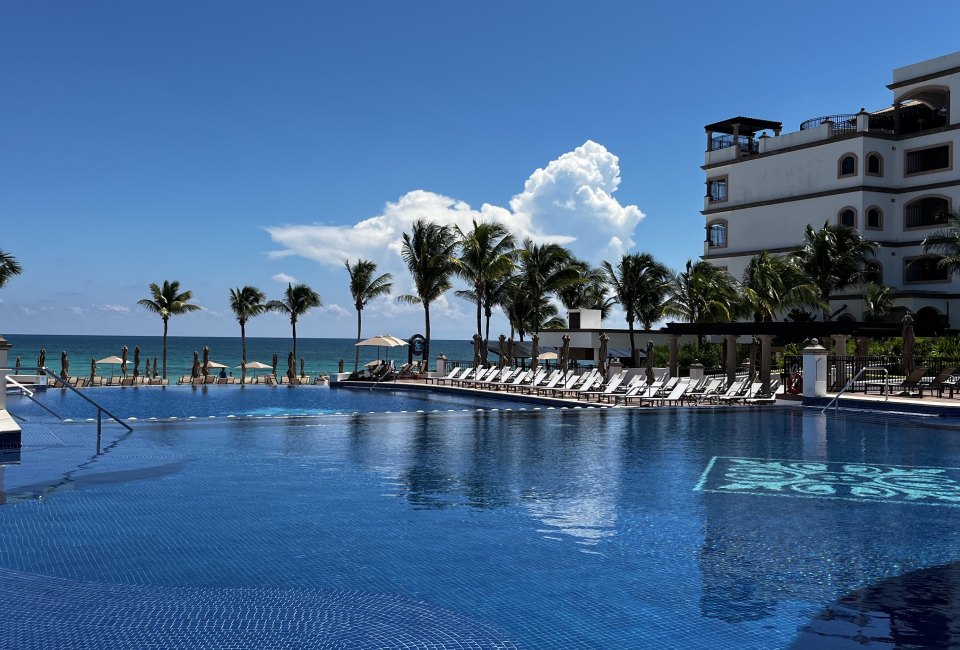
top-left (799, 113), bottom-right (858, 133)
top-left (782, 355), bottom-right (960, 394)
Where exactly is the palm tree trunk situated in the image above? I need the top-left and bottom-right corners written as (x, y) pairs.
top-left (355, 309), bottom-right (362, 371)
top-left (424, 303), bottom-right (431, 372)
top-left (628, 320), bottom-right (636, 366)
top-left (240, 320), bottom-right (247, 383)
top-left (484, 303), bottom-right (492, 363)
top-left (162, 317), bottom-right (168, 380)
top-left (291, 318), bottom-right (297, 362)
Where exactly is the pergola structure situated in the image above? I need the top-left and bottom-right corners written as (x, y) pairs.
top-left (660, 321), bottom-right (948, 397)
top-left (704, 116), bottom-right (783, 155)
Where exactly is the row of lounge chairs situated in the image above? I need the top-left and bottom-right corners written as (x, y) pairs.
top-left (425, 366), bottom-right (783, 406)
top-left (51, 376), bottom-right (169, 387)
top-left (862, 366), bottom-right (960, 398)
top-left (176, 375), bottom-right (326, 385)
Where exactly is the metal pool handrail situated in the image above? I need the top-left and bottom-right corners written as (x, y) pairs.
top-left (40, 367), bottom-right (133, 434)
top-left (5, 374), bottom-right (66, 421)
top-left (823, 365), bottom-right (888, 413)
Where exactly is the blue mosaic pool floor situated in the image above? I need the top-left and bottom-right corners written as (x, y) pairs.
top-left (3, 408), bottom-right (960, 648)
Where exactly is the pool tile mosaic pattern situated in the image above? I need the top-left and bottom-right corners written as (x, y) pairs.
top-left (4, 407), bottom-right (960, 648)
top-left (696, 456), bottom-right (960, 506)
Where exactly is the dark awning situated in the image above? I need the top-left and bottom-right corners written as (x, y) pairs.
top-left (704, 116), bottom-right (783, 136)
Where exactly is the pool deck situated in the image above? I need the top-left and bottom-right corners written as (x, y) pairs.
top-left (805, 391), bottom-right (960, 416)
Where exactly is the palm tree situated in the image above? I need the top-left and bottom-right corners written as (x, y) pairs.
top-left (603, 253), bottom-right (673, 363)
top-left (398, 219), bottom-right (459, 367)
top-left (863, 282), bottom-right (895, 322)
top-left (667, 260), bottom-right (738, 346)
top-left (919, 209), bottom-right (960, 277)
top-left (229, 286), bottom-right (268, 382)
top-left (345, 259), bottom-right (393, 371)
top-left (453, 220), bottom-right (516, 359)
top-left (0, 250), bottom-right (23, 290)
top-left (740, 252), bottom-right (821, 322)
top-left (266, 283), bottom-right (321, 362)
top-left (791, 222), bottom-right (877, 320)
top-left (558, 259), bottom-right (615, 320)
top-left (137, 280), bottom-right (201, 380)
top-left (515, 240), bottom-right (581, 335)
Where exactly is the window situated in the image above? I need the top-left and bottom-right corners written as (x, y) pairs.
top-left (905, 143), bottom-right (951, 175)
top-left (707, 221), bottom-right (727, 248)
top-left (863, 262), bottom-right (882, 285)
top-left (838, 208), bottom-right (856, 228)
top-left (866, 207), bottom-right (883, 230)
top-left (904, 257), bottom-right (950, 283)
top-left (707, 177), bottom-right (727, 203)
top-left (905, 196), bottom-right (949, 229)
top-left (866, 153), bottom-right (883, 176)
top-left (838, 154), bottom-right (857, 177)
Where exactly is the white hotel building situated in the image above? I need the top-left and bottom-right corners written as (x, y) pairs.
top-left (702, 52), bottom-right (960, 329)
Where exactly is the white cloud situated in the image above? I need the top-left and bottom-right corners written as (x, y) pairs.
top-left (271, 272), bottom-right (298, 284)
top-left (320, 303), bottom-right (350, 319)
top-left (266, 141), bottom-right (644, 280)
top-left (99, 304), bottom-right (130, 313)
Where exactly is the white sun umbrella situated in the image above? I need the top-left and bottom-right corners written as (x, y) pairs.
top-left (206, 360), bottom-right (228, 369)
top-left (236, 360), bottom-right (272, 379)
top-left (356, 335), bottom-right (408, 364)
top-left (538, 351), bottom-right (559, 360)
top-left (96, 355), bottom-right (126, 379)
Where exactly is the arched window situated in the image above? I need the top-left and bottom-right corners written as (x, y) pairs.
top-left (905, 196), bottom-right (950, 229)
top-left (838, 154), bottom-right (857, 177)
top-left (866, 153), bottom-right (883, 176)
top-left (863, 261), bottom-right (882, 285)
top-left (707, 220), bottom-right (727, 248)
top-left (838, 207), bottom-right (856, 228)
top-left (866, 206), bottom-right (883, 230)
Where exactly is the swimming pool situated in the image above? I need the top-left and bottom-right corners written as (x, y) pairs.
top-left (2, 407), bottom-right (959, 648)
top-left (8, 384), bottom-right (555, 420)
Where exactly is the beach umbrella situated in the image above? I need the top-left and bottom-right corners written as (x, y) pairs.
top-left (539, 351), bottom-right (558, 360)
top-left (96, 355), bottom-right (125, 379)
top-left (856, 337), bottom-right (870, 358)
top-left (237, 360), bottom-right (270, 380)
top-left (145, 358), bottom-right (151, 378)
top-left (505, 338), bottom-right (514, 368)
top-left (531, 334), bottom-right (540, 371)
top-left (121, 346), bottom-right (128, 376)
top-left (272, 353), bottom-right (279, 378)
top-left (14, 356), bottom-right (20, 375)
top-left (560, 335), bottom-right (571, 373)
top-left (597, 332), bottom-right (609, 378)
top-left (645, 340), bottom-right (655, 384)
top-left (38, 348), bottom-right (46, 372)
top-left (902, 314), bottom-right (916, 374)
top-left (748, 337), bottom-right (758, 382)
top-left (205, 360), bottom-right (227, 369)
top-left (60, 351), bottom-right (69, 380)
top-left (300, 357), bottom-right (305, 378)
top-left (90, 358), bottom-right (96, 382)
top-left (202, 346), bottom-right (210, 377)
top-left (497, 334), bottom-right (506, 369)
top-left (191, 351), bottom-right (201, 379)
top-left (356, 335), bottom-right (408, 364)
top-left (153, 356), bottom-right (159, 379)
top-left (287, 351), bottom-right (296, 380)
top-left (133, 346), bottom-right (141, 378)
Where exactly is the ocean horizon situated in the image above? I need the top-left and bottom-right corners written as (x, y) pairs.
top-left (3, 333), bottom-right (476, 379)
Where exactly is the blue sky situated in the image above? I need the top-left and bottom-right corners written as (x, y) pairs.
top-left (3, 1), bottom-right (959, 340)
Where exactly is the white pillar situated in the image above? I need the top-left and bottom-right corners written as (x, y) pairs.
top-left (758, 335), bottom-right (774, 396)
top-left (802, 339), bottom-right (829, 398)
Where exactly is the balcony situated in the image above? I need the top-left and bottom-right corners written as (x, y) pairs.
top-left (709, 134), bottom-right (759, 155)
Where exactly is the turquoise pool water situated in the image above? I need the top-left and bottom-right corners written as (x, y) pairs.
top-left (1, 407), bottom-right (959, 648)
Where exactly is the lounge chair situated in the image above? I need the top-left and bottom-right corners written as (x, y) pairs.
top-left (263, 375), bottom-right (278, 386)
top-left (474, 367), bottom-right (513, 388)
top-left (744, 380), bottom-right (783, 404)
top-left (683, 378), bottom-right (723, 405)
top-left (578, 371), bottom-right (628, 402)
top-left (703, 377), bottom-right (750, 405)
top-left (521, 370), bottom-right (561, 394)
top-left (864, 367), bottom-right (929, 396)
top-left (633, 377), bottom-right (692, 407)
top-left (217, 377), bottom-right (229, 385)
top-left (719, 381), bottom-right (764, 404)
top-left (554, 372), bottom-right (602, 399)
top-left (918, 367), bottom-right (959, 397)
top-left (534, 370), bottom-right (571, 395)
top-left (548, 371), bottom-right (598, 398)
top-left (431, 367), bottom-right (464, 385)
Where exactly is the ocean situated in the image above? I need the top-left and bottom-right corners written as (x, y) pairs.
top-left (3, 334), bottom-right (476, 379)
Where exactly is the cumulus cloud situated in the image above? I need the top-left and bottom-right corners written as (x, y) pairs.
top-left (267, 141), bottom-right (644, 279)
top-left (271, 273), bottom-right (298, 284)
top-left (320, 303), bottom-right (350, 319)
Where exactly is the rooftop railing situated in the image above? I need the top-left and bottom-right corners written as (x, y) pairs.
top-left (799, 113), bottom-right (858, 134)
top-left (709, 134), bottom-right (759, 154)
